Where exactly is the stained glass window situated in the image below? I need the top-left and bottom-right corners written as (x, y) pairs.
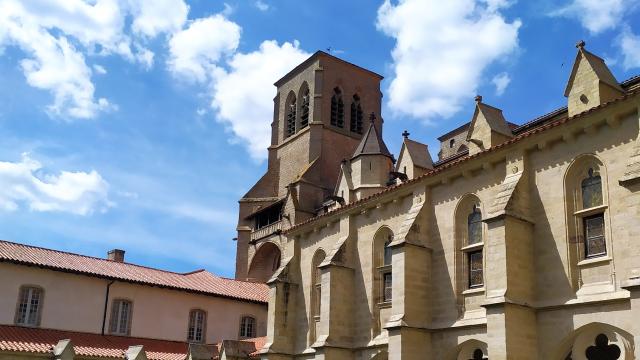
top-left (15, 286), bottom-right (42, 326)
top-left (383, 272), bottom-right (392, 302)
top-left (584, 214), bottom-right (606, 258)
top-left (468, 250), bottom-right (483, 288)
top-left (581, 168), bottom-right (603, 209)
top-left (468, 205), bottom-right (483, 245)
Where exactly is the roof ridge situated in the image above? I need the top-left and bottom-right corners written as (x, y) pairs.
top-left (0, 239), bottom-right (188, 276)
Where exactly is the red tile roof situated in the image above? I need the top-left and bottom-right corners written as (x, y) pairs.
top-left (0, 325), bottom-right (192, 360)
top-left (0, 240), bottom-right (268, 304)
top-left (243, 337), bottom-right (267, 357)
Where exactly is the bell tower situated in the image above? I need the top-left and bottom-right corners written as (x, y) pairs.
top-left (235, 51), bottom-right (384, 281)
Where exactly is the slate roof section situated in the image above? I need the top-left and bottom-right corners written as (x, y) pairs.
top-left (352, 121), bottom-right (392, 159)
top-left (0, 325), bottom-right (195, 360)
top-left (401, 138), bottom-right (432, 169)
top-left (0, 240), bottom-right (269, 304)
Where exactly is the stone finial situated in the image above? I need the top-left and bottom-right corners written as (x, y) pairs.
top-left (576, 40), bottom-right (586, 49)
top-left (402, 130), bottom-right (410, 139)
top-left (474, 95), bottom-right (482, 103)
top-left (53, 339), bottom-right (75, 360)
top-left (125, 345), bottom-right (148, 360)
top-left (369, 112), bottom-right (376, 123)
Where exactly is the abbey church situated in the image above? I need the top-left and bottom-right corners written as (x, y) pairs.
top-left (236, 42), bottom-right (640, 360)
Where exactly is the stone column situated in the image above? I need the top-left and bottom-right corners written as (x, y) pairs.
top-left (386, 189), bottom-right (432, 360)
top-left (622, 276), bottom-right (640, 359)
top-left (262, 258), bottom-right (297, 360)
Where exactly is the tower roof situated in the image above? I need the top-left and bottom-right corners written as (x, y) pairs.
top-left (352, 120), bottom-right (392, 159)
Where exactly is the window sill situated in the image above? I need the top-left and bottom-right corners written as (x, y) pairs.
top-left (578, 255), bottom-right (611, 267)
top-left (574, 204), bottom-right (607, 217)
top-left (461, 242), bottom-right (484, 252)
top-left (376, 265), bottom-right (392, 271)
top-left (313, 316), bottom-right (320, 322)
top-left (462, 287), bottom-right (485, 295)
top-left (377, 301), bottom-right (392, 309)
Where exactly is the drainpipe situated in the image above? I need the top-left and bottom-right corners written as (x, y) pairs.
top-left (101, 280), bottom-right (115, 335)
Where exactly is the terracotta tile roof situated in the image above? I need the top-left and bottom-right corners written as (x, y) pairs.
top-left (0, 325), bottom-right (191, 360)
top-left (242, 337), bottom-right (267, 358)
top-left (0, 240), bottom-right (268, 304)
top-left (285, 89), bottom-right (640, 234)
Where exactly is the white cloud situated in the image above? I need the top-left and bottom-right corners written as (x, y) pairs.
top-left (127, 0), bottom-right (189, 37)
top-left (255, 0), bottom-right (270, 11)
top-left (551, 0), bottom-right (627, 34)
top-left (93, 64), bottom-right (107, 74)
top-left (211, 40), bottom-right (311, 160)
top-left (376, 0), bottom-right (520, 121)
top-left (619, 26), bottom-right (640, 70)
top-left (168, 15), bottom-right (241, 83)
top-left (0, 154), bottom-right (112, 215)
top-left (0, 0), bottom-right (189, 120)
top-left (492, 72), bottom-right (511, 96)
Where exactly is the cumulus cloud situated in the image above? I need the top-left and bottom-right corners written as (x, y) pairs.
top-left (0, 0), bottom-right (189, 120)
top-left (618, 26), bottom-right (640, 70)
top-left (0, 154), bottom-right (112, 215)
top-left (168, 15), bottom-right (241, 83)
top-left (376, 0), bottom-right (521, 121)
top-left (211, 40), bottom-right (310, 160)
top-left (551, 0), bottom-right (627, 34)
top-left (492, 72), bottom-right (511, 96)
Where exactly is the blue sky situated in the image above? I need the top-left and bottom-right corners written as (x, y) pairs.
top-left (0, 0), bottom-right (639, 278)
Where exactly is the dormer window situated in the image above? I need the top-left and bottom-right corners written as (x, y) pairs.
top-left (449, 139), bottom-right (456, 148)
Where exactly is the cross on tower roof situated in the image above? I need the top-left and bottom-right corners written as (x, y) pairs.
top-left (402, 130), bottom-right (410, 139)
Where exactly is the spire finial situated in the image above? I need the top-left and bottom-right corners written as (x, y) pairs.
top-left (402, 130), bottom-right (410, 139)
top-left (369, 112), bottom-right (376, 123)
top-left (474, 95), bottom-right (482, 103)
top-left (576, 40), bottom-right (585, 49)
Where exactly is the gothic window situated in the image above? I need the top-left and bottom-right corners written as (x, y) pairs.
top-left (300, 87), bottom-right (310, 129)
top-left (187, 309), bottom-right (206, 343)
top-left (109, 299), bottom-right (132, 335)
top-left (468, 205), bottom-right (482, 245)
top-left (350, 94), bottom-right (363, 134)
top-left (15, 286), bottom-right (43, 326)
top-left (468, 251), bottom-right (484, 288)
top-left (585, 334), bottom-right (621, 360)
top-left (239, 316), bottom-right (256, 338)
top-left (330, 88), bottom-right (344, 128)
top-left (377, 235), bottom-right (393, 303)
top-left (582, 168), bottom-right (603, 209)
top-left (286, 93), bottom-right (297, 137)
top-left (310, 249), bottom-right (326, 344)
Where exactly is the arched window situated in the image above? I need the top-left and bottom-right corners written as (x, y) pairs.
top-left (455, 196), bottom-right (485, 308)
top-left (382, 238), bottom-right (393, 302)
top-left (15, 286), bottom-right (43, 327)
top-left (239, 316), bottom-right (256, 338)
top-left (581, 168), bottom-right (606, 258)
top-left (309, 249), bottom-right (326, 344)
top-left (350, 94), bottom-right (363, 134)
top-left (466, 205), bottom-right (484, 288)
top-left (285, 93), bottom-right (297, 137)
top-left (330, 87), bottom-right (344, 128)
top-left (109, 299), bottom-right (133, 335)
top-left (300, 87), bottom-right (310, 129)
top-left (468, 205), bottom-right (482, 245)
top-left (187, 309), bottom-right (207, 343)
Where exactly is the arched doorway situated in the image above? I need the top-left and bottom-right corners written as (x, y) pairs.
top-left (247, 242), bottom-right (281, 283)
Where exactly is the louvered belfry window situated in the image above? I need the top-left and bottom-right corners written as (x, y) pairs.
top-left (286, 96), bottom-right (297, 137)
top-left (350, 94), bottom-right (363, 134)
top-left (330, 88), bottom-right (344, 128)
top-left (300, 89), bottom-right (310, 129)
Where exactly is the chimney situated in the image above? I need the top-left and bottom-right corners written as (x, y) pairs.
top-left (108, 249), bottom-right (125, 262)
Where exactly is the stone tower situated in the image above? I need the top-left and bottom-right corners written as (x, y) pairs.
top-left (235, 51), bottom-right (384, 282)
